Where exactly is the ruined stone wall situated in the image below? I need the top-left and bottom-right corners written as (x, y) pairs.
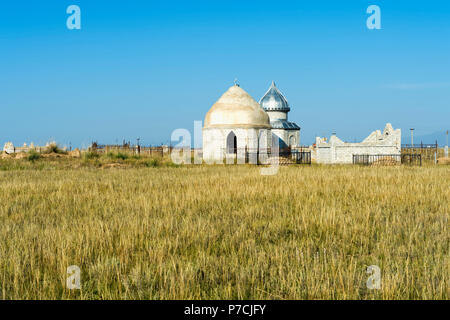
top-left (2, 141), bottom-right (63, 154)
top-left (316, 123), bottom-right (401, 164)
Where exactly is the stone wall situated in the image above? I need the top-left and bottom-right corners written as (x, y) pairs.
top-left (316, 123), bottom-right (401, 164)
top-left (2, 141), bottom-right (64, 154)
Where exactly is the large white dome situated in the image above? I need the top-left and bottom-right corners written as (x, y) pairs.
top-left (204, 85), bottom-right (270, 129)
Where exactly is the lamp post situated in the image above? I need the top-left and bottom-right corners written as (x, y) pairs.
top-left (136, 137), bottom-right (141, 155)
top-left (410, 128), bottom-right (414, 147)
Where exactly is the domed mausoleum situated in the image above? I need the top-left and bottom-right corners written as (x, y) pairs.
top-left (259, 81), bottom-right (300, 149)
top-left (203, 84), bottom-right (272, 163)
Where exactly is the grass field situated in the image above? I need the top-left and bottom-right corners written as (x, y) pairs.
top-left (0, 157), bottom-right (448, 299)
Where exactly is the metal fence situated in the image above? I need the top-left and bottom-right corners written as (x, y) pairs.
top-left (292, 151), bottom-right (312, 164)
top-left (90, 142), bottom-right (170, 157)
top-left (223, 148), bottom-right (311, 165)
top-left (401, 143), bottom-right (438, 149)
top-left (353, 154), bottom-right (422, 166)
top-left (401, 142), bottom-right (444, 162)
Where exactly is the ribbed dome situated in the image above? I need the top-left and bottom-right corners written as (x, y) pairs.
top-left (259, 81), bottom-right (290, 112)
top-left (204, 85), bottom-right (271, 129)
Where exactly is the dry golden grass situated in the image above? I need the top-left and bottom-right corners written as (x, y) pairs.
top-left (0, 160), bottom-right (448, 299)
top-left (438, 157), bottom-right (450, 165)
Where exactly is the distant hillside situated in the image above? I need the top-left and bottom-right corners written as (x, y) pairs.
top-left (402, 131), bottom-right (448, 146)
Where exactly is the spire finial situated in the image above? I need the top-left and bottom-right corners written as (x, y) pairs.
top-left (234, 78), bottom-right (239, 87)
top-left (271, 80), bottom-right (276, 87)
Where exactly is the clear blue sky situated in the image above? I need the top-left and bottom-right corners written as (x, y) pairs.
top-left (1, 0), bottom-right (449, 148)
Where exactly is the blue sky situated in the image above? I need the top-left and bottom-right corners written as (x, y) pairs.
top-left (0, 0), bottom-right (449, 148)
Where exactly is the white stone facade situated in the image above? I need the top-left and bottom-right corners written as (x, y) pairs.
top-left (3, 142), bottom-right (14, 154)
top-left (316, 123), bottom-right (401, 164)
top-left (202, 127), bottom-right (271, 164)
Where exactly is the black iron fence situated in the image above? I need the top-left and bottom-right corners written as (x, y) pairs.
top-left (292, 151), bottom-right (312, 164)
top-left (402, 142), bottom-right (438, 149)
top-left (401, 154), bottom-right (423, 165)
top-left (401, 142), bottom-right (444, 162)
top-left (90, 142), bottom-right (170, 157)
top-left (224, 148), bottom-right (311, 165)
top-left (353, 154), bottom-right (422, 166)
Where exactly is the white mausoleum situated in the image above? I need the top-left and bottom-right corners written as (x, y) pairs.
top-left (202, 84), bottom-right (271, 163)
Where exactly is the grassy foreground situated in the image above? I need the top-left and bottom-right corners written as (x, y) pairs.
top-left (0, 162), bottom-right (448, 299)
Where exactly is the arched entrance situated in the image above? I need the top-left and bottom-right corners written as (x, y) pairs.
top-left (226, 131), bottom-right (237, 154)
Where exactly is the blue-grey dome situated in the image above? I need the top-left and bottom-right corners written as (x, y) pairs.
top-left (259, 81), bottom-right (290, 112)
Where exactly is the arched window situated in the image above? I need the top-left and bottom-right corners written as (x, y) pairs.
top-left (227, 131), bottom-right (237, 154)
